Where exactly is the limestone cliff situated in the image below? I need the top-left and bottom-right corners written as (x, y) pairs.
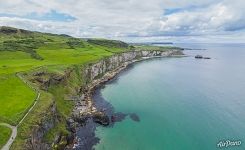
top-left (73, 50), bottom-right (183, 121)
top-left (84, 50), bottom-right (182, 82)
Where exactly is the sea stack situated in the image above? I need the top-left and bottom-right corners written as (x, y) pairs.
top-left (195, 55), bottom-right (203, 59)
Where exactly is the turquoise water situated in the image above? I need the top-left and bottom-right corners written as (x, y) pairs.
top-left (94, 43), bottom-right (245, 150)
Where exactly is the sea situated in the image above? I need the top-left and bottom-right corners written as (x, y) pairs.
top-left (91, 43), bottom-right (245, 150)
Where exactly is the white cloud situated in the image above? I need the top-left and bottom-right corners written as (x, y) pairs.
top-left (0, 0), bottom-right (244, 42)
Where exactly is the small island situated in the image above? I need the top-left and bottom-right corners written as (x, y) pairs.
top-left (195, 55), bottom-right (211, 59)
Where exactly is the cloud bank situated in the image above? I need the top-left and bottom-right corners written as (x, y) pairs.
top-left (0, 0), bottom-right (244, 42)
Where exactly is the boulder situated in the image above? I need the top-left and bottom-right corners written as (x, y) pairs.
top-left (92, 112), bottom-right (110, 126)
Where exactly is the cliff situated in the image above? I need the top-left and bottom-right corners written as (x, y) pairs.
top-left (27, 102), bottom-right (59, 150)
top-left (73, 50), bottom-right (183, 124)
top-left (84, 50), bottom-right (182, 82)
top-left (16, 49), bottom-right (183, 149)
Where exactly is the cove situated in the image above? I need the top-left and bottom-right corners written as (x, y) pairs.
top-left (93, 43), bottom-right (245, 150)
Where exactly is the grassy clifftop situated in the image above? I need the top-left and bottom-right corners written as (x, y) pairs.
top-left (0, 26), bottom-right (134, 149)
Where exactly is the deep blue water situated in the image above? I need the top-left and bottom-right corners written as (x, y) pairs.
top-left (93, 43), bottom-right (245, 150)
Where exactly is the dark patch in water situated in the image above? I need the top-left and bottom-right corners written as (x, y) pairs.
top-left (111, 112), bottom-right (127, 123)
top-left (92, 89), bottom-right (114, 115)
top-left (75, 63), bottom-right (144, 149)
top-left (74, 89), bottom-right (130, 149)
top-left (74, 119), bottom-right (99, 150)
top-left (129, 113), bottom-right (140, 122)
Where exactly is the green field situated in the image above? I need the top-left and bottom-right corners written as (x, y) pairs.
top-left (0, 27), bottom-right (131, 126)
top-left (0, 74), bottom-right (36, 125)
top-left (0, 125), bottom-right (12, 148)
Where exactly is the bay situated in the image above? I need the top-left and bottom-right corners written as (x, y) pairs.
top-left (93, 43), bottom-right (245, 150)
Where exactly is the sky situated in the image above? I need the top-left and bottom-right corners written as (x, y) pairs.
top-left (0, 0), bottom-right (245, 43)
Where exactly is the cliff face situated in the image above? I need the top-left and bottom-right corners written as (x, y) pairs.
top-left (26, 102), bottom-right (59, 150)
top-left (84, 50), bottom-right (181, 82)
top-left (73, 49), bottom-right (183, 121)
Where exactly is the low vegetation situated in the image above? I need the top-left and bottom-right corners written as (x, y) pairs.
top-left (87, 39), bottom-right (129, 49)
top-left (134, 45), bottom-right (183, 51)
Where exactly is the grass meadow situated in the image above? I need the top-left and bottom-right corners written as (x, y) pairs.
top-left (0, 34), bottom-right (128, 125)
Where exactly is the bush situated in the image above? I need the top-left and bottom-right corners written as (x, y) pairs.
top-left (66, 38), bottom-right (85, 49)
top-left (0, 39), bottom-right (45, 60)
top-left (87, 39), bottom-right (129, 48)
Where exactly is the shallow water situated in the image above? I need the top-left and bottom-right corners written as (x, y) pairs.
top-left (93, 43), bottom-right (245, 150)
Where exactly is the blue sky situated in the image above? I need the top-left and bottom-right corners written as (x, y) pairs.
top-left (0, 10), bottom-right (76, 22)
top-left (0, 0), bottom-right (244, 43)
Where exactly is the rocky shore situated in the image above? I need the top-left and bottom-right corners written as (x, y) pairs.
top-left (73, 50), bottom-right (184, 123)
top-left (69, 49), bottom-right (184, 149)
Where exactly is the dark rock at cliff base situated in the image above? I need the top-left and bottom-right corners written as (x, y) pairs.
top-left (54, 135), bottom-right (68, 150)
top-left (111, 112), bottom-right (127, 123)
top-left (66, 133), bottom-right (75, 145)
top-left (67, 118), bottom-right (77, 133)
top-left (75, 119), bottom-right (99, 150)
top-left (129, 113), bottom-right (140, 122)
top-left (67, 118), bottom-right (75, 125)
top-left (92, 112), bottom-right (110, 126)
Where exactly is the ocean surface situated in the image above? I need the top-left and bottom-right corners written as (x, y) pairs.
top-left (93, 43), bottom-right (245, 150)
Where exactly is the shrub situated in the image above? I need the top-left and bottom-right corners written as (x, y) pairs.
top-left (66, 38), bottom-right (85, 49)
top-left (87, 39), bottom-right (129, 48)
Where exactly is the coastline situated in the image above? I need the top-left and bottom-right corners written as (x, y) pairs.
top-left (71, 50), bottom-right (185, 149)
top-left (74, 51), bottom-right (185, 120)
